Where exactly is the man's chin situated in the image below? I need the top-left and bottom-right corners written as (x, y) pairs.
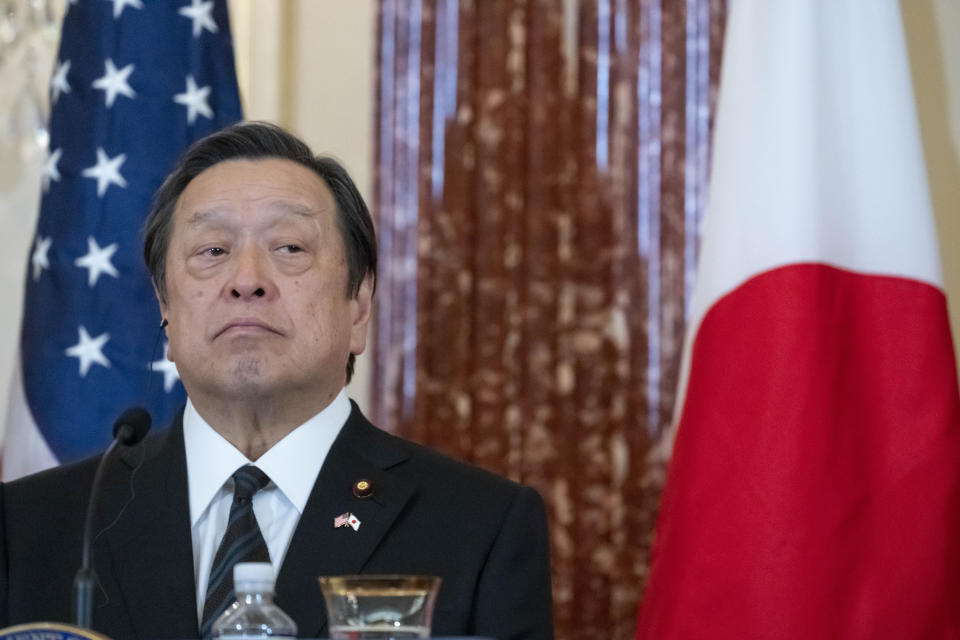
top-left (184, 359), bottom-right (278, 400)
top-left (222, 370), bottom-right (280, 399)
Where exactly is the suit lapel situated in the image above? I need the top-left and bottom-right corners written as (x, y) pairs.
top-left (276, 407), bottom-right (416, 639)
top-left (102, 416), bottom-right (199, 640)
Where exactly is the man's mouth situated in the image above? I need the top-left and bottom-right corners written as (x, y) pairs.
top-left (214, 318), bottom-right (282, 339)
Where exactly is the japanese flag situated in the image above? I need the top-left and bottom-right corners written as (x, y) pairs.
top-left (638, 1), bottom-right (960, 638)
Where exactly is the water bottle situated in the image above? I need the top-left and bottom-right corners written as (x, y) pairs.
top-left (212, 562), bottom-right (298, 639)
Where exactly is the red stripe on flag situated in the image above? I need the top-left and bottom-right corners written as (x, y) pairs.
top-left (639, 263), bottom-right (960, 639)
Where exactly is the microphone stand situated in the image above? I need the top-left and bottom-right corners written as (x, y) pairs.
top-left (73, 436), bottom-right (123, 629)
top-left (73, 414), bottom-right (149, 629)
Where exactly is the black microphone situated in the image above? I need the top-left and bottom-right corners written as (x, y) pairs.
top-left (112, 407), bottom-right (152, 446)
top-left (73, 407), bottom-right (152, 629)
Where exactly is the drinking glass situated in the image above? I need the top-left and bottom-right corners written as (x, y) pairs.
top-left (318, 574), bottom-right (441, 640)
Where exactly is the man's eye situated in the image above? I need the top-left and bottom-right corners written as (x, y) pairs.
top-left (281, 244), bottom-right (303, 253)
top-left (203, 247), bottom-right (226, 257)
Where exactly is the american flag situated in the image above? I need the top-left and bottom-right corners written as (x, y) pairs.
top-left (1, 0), bottom-right (242, 480)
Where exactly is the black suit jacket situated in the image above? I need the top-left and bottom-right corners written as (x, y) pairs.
top-left (0, 404), bottom-right (553, 640)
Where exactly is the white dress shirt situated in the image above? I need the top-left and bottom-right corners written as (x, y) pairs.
top-left (183, 388), bottom-right (350, 622)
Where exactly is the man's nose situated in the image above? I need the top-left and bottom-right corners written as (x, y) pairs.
top-left (228, 245), bottom-right (274, 300)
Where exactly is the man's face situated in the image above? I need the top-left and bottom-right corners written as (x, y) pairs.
top-left (160, 158), bottom-right (372, 408)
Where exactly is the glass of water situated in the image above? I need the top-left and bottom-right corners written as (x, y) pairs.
top-left (318, 574), bottom-right (442, 639)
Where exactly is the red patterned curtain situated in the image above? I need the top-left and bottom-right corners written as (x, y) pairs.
top-left (373, 1), bottom-right (726, 638)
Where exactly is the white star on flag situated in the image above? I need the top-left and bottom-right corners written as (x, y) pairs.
top-left (150, 343), bottom-right (180, 393)
top-left (50, 60), bottom-right (71, 104)
top-left (74, 236), bottom-right (120, 287)
top-left (178, 0), bottom-right (218, 37)
top-left (174, 75), bottom-right (213, 124)
top-left (31, 236), bottom-right (52, 282)
top-left (66, 326), bottom-right (111, 377)
top-left (82, 147), bottom-right (128, 197)
top-left (108, 0), bottom-right (143, 19)
top-left (92, 58), bottom-right (136, 108)
top-left (42, 148), bottom-right (62, 193)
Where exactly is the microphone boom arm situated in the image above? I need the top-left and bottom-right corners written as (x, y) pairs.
top-left (73, 437), bottom-right (121, 629)
top-left (72, 409), bottom-right (151, 630)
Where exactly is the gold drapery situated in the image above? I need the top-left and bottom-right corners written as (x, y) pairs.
top-left (373, 2), bottom-right (726, 638)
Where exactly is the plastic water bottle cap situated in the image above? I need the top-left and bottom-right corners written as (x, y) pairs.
top-left (233, 562), bottom-right (275, 591)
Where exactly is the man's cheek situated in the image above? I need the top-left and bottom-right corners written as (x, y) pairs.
top-left (164, 321), bottom-right (189, 364)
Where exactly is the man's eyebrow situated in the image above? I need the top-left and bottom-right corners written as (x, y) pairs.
top-left (184, 209), bottom-right (225, 227)
top-left (281, 203), bottom-right (321, 219)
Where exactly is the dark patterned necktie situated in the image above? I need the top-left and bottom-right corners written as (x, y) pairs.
top-left (200, 465), bottom-right (272, 638)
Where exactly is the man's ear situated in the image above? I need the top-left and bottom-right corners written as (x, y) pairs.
top-left (349, 274), bottom-right (374, 356)
top-left (153, 280), bottom-right (172, 356)
top-left (152, 280), bottom-right (167, 315)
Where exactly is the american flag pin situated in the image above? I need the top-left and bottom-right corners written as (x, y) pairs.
top-left (335, 512), bottom-right (361, 531)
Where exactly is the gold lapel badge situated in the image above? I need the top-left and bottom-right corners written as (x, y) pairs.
top-left (352, 478), bottom-right (374, 499)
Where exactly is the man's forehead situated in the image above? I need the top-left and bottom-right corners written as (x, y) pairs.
top-left (174, 157), bottom-right (335, 225)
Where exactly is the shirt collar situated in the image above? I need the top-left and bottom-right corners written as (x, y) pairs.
top-left (183, 389), bottom-right (351, 527)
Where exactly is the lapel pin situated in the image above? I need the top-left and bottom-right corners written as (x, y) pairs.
top-left (334, 512), bottom-right (362, 531)
top-left (353, 478), bottom-right (374, 499)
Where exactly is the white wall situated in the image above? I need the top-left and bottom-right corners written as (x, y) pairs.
top-left (903, 0), bottom-right (960, 364)
top-left (0, 38), bottom-right (55, 444)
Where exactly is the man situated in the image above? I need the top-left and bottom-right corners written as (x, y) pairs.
top-left (0, 122), bottom-right (553, 640)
